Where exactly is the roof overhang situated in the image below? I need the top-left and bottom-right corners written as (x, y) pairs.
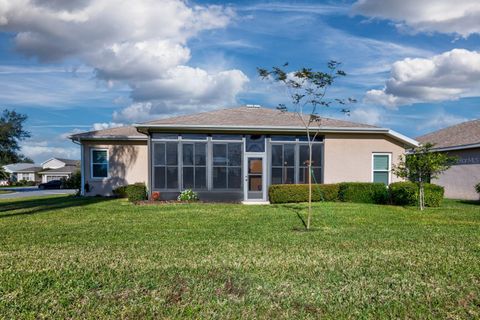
top-left (69, 135), bottom-right (147, 142)
top-left (427, 142), bottom-right (480, 152)
top-left (134, 124), bottom-right (419, 148)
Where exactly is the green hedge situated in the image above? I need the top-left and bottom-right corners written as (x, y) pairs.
top-left (113, 183), bottom-right (147, 202)
top-left (269, 184), bottom-right (339, 204)
top-left (338, 182), bottom-right (389, 204)
top-left (389, 182), bottom-right (444, 207)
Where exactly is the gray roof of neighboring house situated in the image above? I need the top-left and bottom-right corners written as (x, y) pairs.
top-left (39, 165), bottom-right (79, 175)
top-left (416, 119), bottom-right (480, 150)
top-left (2, 163), bottom-right (39, 173)
top-left (69, 125), bottom-right (147, 141)
top-left (141, 106), bottom-right (378, 128)
top-left (53, 158), bottom-right (80, 166)
top-left (16, 166), bottom-right (43, 173)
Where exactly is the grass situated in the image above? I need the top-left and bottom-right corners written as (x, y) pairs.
top-left (0, 196), bottom-right (479, 319)
top-left (0, 190), bottom-right (13, 194)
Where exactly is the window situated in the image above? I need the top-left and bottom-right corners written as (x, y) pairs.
top-left (182, 142), bottom-right (207, 189)
top-left (91, 149), bottom-right (108, 178)
top-left (246, 135), bottom-right (265, 152)
top-left (372, 153), bottom-right (391, 185)
top-left (153, 142), bottom-right (178, 189)
top-left (299, 144), bottom-right (322, 184)
top-left (271, 144), bottom-right (295, 184)
top-left (212, 142), bottom-right (242, 189)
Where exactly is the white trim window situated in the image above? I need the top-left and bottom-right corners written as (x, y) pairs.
top-left (91, 149), bottom-right (109, 179)
top-left (372, 153), bottom-right (391, 185)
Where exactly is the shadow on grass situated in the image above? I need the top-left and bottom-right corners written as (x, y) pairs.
top-left (0, 196), bottom-right (115, 219)
top-left (458, 200), bottom-right (480, 206)
top-left (280, 203), bottom-right (309, 230)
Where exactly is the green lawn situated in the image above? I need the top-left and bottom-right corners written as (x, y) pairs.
top-left (0, 196), bottom-right (479, 319)
top-left (0, 190), bottom-right (13, 194)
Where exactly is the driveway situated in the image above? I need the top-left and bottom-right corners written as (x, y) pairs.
top-left (0, 187), bottom-right (77, 199)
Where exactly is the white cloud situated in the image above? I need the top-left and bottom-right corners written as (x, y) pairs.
top-left (349, 107), bottom-right (383, 126)
top-left (91, 122), bottom-right (124, 131)
top-left (416, 112), bottom-right (469, 131)
top-left (365, 49), bottom-right (480, 108)
top-left (0, 0), bottom-right (248, 120)
top-left (353, 0), bottom-right (480, 37)
top-left (21, 141), bottom-right (79, 162)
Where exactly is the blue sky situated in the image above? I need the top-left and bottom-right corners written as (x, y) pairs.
top-left (1, 0), bottom-right (479, 162)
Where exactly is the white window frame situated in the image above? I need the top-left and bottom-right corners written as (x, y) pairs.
top-left (371, 153), bottom-right (391, 185)
top-left (90, 148), bottom-right (109, 179)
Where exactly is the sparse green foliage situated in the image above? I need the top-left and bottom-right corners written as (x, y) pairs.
top-left (258, 61), bottom-right (355, 229)
top-left (393, 143), bottom-right (455, 210)
top-left (62, 171), bottom-right (81, 190)
top-left (475, 182), bottom-right (480, 196)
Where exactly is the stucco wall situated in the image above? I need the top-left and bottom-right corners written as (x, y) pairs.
top-left (433, 148), bottom-right (480, 200)
top-left (323, 133), bottom-right (407, 184)
top-left (82, 140), bottom-right (148, 196)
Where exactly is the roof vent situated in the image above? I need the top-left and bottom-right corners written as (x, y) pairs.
top-left (245, 104), bottom-right (261, 108)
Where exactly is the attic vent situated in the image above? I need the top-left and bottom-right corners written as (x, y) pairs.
top-left (245, 104), bottom-right (261, 108)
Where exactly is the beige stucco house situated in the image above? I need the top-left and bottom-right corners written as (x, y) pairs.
top-left (417, 119), bottom-right (480, 200)
top-left (70, 106), bottom-right (418, 203)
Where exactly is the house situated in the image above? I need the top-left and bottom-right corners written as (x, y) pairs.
top-left (2, 163), bottom-right (41, 183)
top-left (38, 158), bottom-right (80, 183)
top-left (70, 106), bottom-right (418, 203)
top-left (417, 119), bottom-right (480, 200)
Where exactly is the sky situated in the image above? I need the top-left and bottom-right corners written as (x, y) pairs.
top-left (0, 0), bottom-right (479, 163)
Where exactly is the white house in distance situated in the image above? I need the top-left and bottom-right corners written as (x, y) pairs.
top-left (38, 158), bottom-right (80, 183)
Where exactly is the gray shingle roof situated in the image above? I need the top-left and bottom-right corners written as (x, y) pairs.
top-left (142, 106), bottom-right (378, 128)
top-left (39, 165), bottom-right (79, 174)
top-left (70, 125), bottom-right (147, 140)
top-left (16, 166), bottom-right (43, 173)
top-left (416, 119), bottom-right (480, 149)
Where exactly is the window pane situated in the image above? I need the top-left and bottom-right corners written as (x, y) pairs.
top-left (213, 144), bottom-right (227, 165)
top-left (271, 145), bottom-right (283, 166)
top-left (92, 163), bottom-right (108, 177)
top-left (182, 144), bottom-right (193, 165)
top-left (194, 143), bottom-right (206, 165)
top-left (183, 167), bottom-right (194, 189)
top-left (299, 145), bottom-right (309, 166)
top-left (228, 167), bottom-right (241, 189)
top-left (166, 142), bottom-right (178, 165)
top-left (298, 135), bottom-right (324, 142)
top-left (285, 167), bottom-right (295, 184)
top-left (153, 143), bottom-right (165, 166)
top-left (299, 167), bottom-right (308, 184)
top-left (166, 167), bottom-right (178, 189)
top-left (195, 167), bottom-right (207, 189)
top-left (228, 143), bottom-right (242, 166)
top-left (211, 134), bottom-right (242, 140)
top-left (312, 167), bottom-right (322, 184)
top-left (311, 144), bottom-right (322, 167)
top-left (151, 133), bottom-right (178, 140)
top-left (284, 144), bottom-right (295, 166)
top-left (92, 150), bottom-right (107, 163)
top-left (246, 135), bottom-right (265, 152)
top-left (374, 155), bottom-right (389, 171)
top-left (271, 135), bottom-right (296, 141)
top-left (271, 168), bottom-right (282, 184)
top-left (213, 167), bottom-right (227, 189)
top-left (374, 171), bottom-right (389, 185)
top-left (154, 166), bottom-right (165, 189)
top-left (181, 134), bottom-right (207, 140)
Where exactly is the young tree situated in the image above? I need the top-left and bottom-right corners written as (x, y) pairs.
top-left (258, 61), bottom-right (354, 230)
top-left (0, 109), bottom-right (31, 165)
top-left (393, 143), bottom-right (456, 210)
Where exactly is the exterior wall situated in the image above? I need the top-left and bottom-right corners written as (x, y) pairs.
top-left (323, 133), bottom-right (406, 184)
top-left (17, 172), bottom-right (38, 182)
top-left (42, 174), bottom-right (70, 183)
top-left (82, 140), bottom-right (148, 196)
top-left (433, 148), bottom-right (480, 200)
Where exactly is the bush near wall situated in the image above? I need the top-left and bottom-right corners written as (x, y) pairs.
top-left (112, 185), bottom-right (128, 198)
top-left (389, 182), bottom-right (444, 207)
top-left (269, 184), bottom-right (339, 204)
top-left (112, 183), bottom-right (147, 202)
top-left (338, 182), bottom-right (389, 204)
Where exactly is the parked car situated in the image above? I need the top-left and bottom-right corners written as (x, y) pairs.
top-left (38, 180), bottom-right (64, 190)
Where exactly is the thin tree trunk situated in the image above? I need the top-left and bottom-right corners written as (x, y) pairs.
top-left (307, 142), bottom-right (312, 230)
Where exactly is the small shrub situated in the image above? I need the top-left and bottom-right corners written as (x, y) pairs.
top-left (476, 182), bottom-right (480, 195)
top-left (178, 189), bottom-right (199, 202)
top-left (389, 182), bottom-right (444, 207)
top-left (112, 185), bottom-right (128, 198)
top-left (125, 183), bottom-right (147, 202)
top-left (62, 171), bottom-right (81, 189)
top-left (269, 184), bottom-right (339, 204)
top-left (338, 182), bottom-right (388, 204)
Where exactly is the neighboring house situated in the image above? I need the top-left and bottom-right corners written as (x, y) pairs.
top-left (417, 119), bottom-right (480, 200)
top-left (70, 106), bottom-right (418, 203)
top-left (2, 163), bottom-right (40, 183)
top-left (38, 158), bottom-right (80, 183)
